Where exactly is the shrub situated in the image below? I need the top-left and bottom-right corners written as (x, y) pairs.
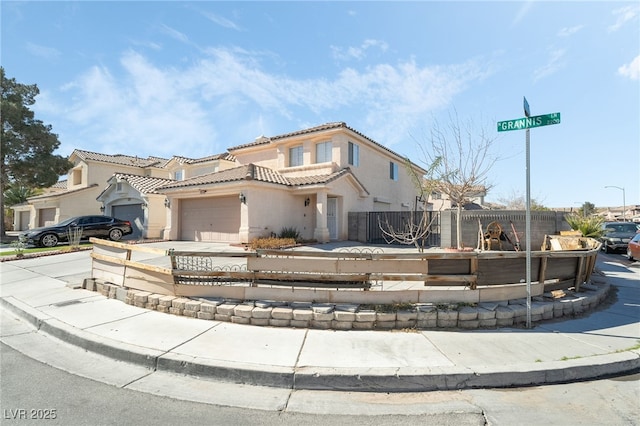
top-left (249, 237), bottom-right (297, 250)
top-left (565, 213), bottom-right (604, 238)
top-left (278, 227), bottom-right (300, 240)
top-left (11, 239), bottom-right (26, 257)
top-left (67, 226), bottom-right (83, 250)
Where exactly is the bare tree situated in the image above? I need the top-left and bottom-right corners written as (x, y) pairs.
top-left (378, 157), bottom-right (442, 252)
top-left (418, 111), bottom-right (499, 249)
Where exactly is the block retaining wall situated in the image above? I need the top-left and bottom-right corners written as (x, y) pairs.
top-left (84, 277), bottom-right (611, 331)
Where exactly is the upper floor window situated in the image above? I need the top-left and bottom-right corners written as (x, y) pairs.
top-left (174, 170), bottom-right (183, 181)
top-left (71, 168), bottom-right (82, 186)
top-left (316, 141), bottom-right (332, 163)
top-left (289, 145), bottom-right (303, 167)
top-left (348, 142), bottom-right (359, 167)
top-left (431, 191), bottom-right (442, 200)
top-left (390, 161), bottom-right (398, 181)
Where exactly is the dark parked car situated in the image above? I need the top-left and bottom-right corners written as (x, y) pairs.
top-left (627, 233), bottom-right (640, 261)
top-left (600, 221), bottom-right (640, 253)
top-left (20, 215), bottom-right (133, 247)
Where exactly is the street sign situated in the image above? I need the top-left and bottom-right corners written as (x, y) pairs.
top-left (523, 96), bottom-right (530, 117)
top-left (497, 112), bottom-right (560, 132)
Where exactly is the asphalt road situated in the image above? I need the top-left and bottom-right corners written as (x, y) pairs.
top-left (1, 247), bottom-right (638, 425)
top-left (2, 340), bottom-right (638, 426)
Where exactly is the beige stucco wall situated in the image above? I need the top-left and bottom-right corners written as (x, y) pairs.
top-left (242, 185), bottom-right (314, 241)
top-left (145, 195), bottom-right (168, 239)
top-left (67, 160), bottom-right (144, 191)
top-left (19, 186), bottom-right (104, 229)
top-left (230, 129), bottom-right (422, 218)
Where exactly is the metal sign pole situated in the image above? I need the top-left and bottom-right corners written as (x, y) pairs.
top-left (525, 127), bottom-right (532, 328)
top-left (524, 96), bottom-right (532, 329)
top-left (497, 98), bottom-right (560, 329)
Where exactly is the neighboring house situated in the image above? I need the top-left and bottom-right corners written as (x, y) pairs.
top-left (158, 122), bottom-right (427, 243)
top-left (598, 205), bottom-right (640, 223)
top-left (96, 174), bottom-right (176, 239)
top-left (12, 122), bottom-right (426, 244)
top-left (96, 153), bottom-right (237, 238)
top-left (423, 181), bottom-right (488, 211)
top-left (11, 150), bottom-right (169, 232)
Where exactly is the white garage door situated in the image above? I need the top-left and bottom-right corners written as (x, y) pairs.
top-left (180, 196), bottom-right (240, 242)
top-left (112, 204), bottom-right (144, 238)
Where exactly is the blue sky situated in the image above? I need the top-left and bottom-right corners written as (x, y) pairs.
top-left (2, 1), bottom-right (638, 209)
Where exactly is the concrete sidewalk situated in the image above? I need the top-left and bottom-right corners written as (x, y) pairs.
top-left (1, 244), bottom-right (639, 408)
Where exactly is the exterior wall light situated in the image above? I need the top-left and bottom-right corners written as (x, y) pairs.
top-left (100, 204), bottom-right (105, 213)
top-left (239, 192), bottom-right (246, 204)
top-left (304, 197), bottom-right (310, 207)
top-left (164, 198), bottom-right (170, 208)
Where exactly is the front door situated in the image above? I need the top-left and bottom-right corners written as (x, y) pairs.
top-left (327, 197), bottom-right (337, 240)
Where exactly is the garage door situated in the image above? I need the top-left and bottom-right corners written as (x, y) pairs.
top-left (112, 204), bottom-right (144, 238)
top-left (39, 208), bottom-right (56, 227)
top-left (19, 211), bottom-right (30, 231)
top-left (180, 196), bottom-right (240, 242)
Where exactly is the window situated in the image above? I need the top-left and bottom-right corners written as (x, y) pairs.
top-left (316, 141), bottom-right (332, 163)
top-left (174, 170), bottom-right (183, 181)
top-left (348, 142), bottom-right (359, 166)
top-left (431, 191), bottom-right (442, 200)
top-left (289, 145), bottom-right (303, 167)
top-left (390, 162), bottom-right (398, 181)
top-left (116, 182), bottom-right (123, 191)
top-left (72, 168), bottom-right (82, 186)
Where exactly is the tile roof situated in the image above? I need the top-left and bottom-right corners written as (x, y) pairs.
top-left (72, 149), bottom-right (168, 168)
top-left (169, 153), bottom-right (236, 165)
top-left (157, 164), bottom-right (366, 193)
top-left (226, 122), bottom-right (414, 166)
top-left (27, 184), bottom-right (99, 201)
top-left (72, 149), bottom-right (235, 169)
top-left (113, 173), bottom-right (176, 194)
top-left (51, 180), bottom-right (68, 189)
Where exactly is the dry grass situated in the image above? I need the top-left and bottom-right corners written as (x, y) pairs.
top-left (249, 237), bottom-right (297, 250)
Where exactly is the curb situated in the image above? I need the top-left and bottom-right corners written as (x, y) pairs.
top-left (2, 295), bottom-right (639, 392)
top-left (88, 277), bottom-right (613, 332)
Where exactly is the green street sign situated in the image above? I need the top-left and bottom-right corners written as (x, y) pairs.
top-left (497, 112), bottom-right (561, 132)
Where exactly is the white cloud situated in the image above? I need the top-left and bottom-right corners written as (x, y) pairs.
top-left (43, 47), bottom-right (489, 158)
top-left (618, 55), bottom-right (640, 80)
top-left (533, 49), bottom-right (566, 82)
top-left (331, 39), bottom-right (389, 61)
top-left (200, 11), bottom-right (241, 31)
top-left (557, 25), bottom-right (583, 37)
top-left (511, 1), bottom-right (534, 27)
top-left (159, 24), bottom-right (190, 44)
top-left (608, 5), bottom-right (640, 32)
top-left (25, 42), bottom-right (61, 60)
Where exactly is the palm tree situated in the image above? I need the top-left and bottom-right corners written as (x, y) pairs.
top-left (3, 182), bottom-right (39, 206)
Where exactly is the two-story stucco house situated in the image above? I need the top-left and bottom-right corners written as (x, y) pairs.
top-left (12, 150), bottom-right (169, 234)
top-left (13, 122), bottom-right (426, 244)
top-left (159, 122), bottom-right (427, 243)
top-left (12, 150), bottom-right (238, 239)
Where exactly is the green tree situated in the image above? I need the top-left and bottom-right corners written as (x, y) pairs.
top-left (579, 201), bottom-right (596, 217)
top-left (3, 182), bottom-right (40, 206)
top-left (1, 67), bottom-right (72, 237)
